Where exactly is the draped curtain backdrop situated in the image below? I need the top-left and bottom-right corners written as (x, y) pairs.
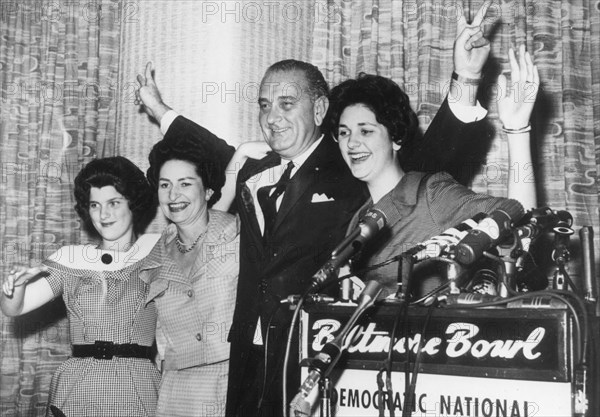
top-left (0, 1), bottom-right (122, 415)
top-left (312, 0), bottom-right (600, 279)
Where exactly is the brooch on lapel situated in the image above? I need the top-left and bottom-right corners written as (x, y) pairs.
top-left (240, 186), bottom-right (255, 210)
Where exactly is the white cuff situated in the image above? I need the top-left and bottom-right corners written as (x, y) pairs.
top-left (448, 100), bottom-right (487, 123)
top-left (160, 110), bottom-right (179, 135)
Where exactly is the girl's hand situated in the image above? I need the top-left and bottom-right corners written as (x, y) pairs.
top-left (2, 265), bottom-right (48, 297)
top-left (497, 45), bottom-right (540, 129)
top-left (237, 141), bottom-right (271, 160)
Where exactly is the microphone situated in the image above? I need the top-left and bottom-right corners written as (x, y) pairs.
top-left (515, 208), bottom-right (573, 240)
top-left (506, 296), bottom-right (567, 309)
top-left (290, 281), bottom-right (383, 413)
top-left (442, 293), bottom-right (502, 305)
top-left (281, 294), bottom-right (336, 305)
top-left (454, 206), bottom-right (525, 265)
top-left (402, 212), bottom-right (487, 262)
top-left (308, 209), bottom-right (387, 292)
top-left (579, 226), bottom-right (597, 306)
top-left (552, 220), bottom-right (574, 264)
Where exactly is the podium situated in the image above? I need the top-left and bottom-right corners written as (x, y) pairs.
top-left (300, 302), bottom-right (576, 417)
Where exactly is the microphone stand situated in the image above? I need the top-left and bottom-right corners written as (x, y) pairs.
top-left (289, 281), bottom-right (383, 417)
top-left (395, 253), bottom-right (415, 300)
top-left (552, 223), bottom-right (574, 291)
top-left (395, 253), bottom-right (414, 417)
top-left (499, 257), bottom-right (516, 297)
top-left (579, 227), bottom-right (597, 307)
top-left (319, 377), bottom-right (332, 417)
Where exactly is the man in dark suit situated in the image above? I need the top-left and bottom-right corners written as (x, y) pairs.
top-left (136, 8), bottom-right (492, 414)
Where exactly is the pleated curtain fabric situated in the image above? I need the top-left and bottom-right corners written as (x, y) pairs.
top-left (0, 1), bottom-right (122, 415)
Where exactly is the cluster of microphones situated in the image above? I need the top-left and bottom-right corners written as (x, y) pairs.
top-left (309, 203), bottom-right (579, 293)
top-left (291, 204), bottom-right (596, 416)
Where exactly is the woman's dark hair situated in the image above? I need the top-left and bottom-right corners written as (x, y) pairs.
top-left (326, 73), bottom-right (419, 149)
top-left (146, 135), bottom-right (225, 208)
top-left (74, 156), bottom-right (155, 235)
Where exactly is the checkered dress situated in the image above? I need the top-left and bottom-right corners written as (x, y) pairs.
top-left (42, 234), bottom-right (162, 417)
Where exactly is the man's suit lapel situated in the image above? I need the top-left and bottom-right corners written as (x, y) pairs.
top-left (237, 152), bottom-right (280, 243)
top-left (238, 151), bottom-right (281, 183)
top-left (237, 140), bottom-right (342, 242)
top-left (272, 139), bottom-right (331, 234)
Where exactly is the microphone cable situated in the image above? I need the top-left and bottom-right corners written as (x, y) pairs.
top-left (257, 301), bottom-right (282, 413)
top-left (281, 295), bottom-right (305, 417)
top-left (411, 281), bottom-right (450, 306)
top-left (376, 365), bottom-right (393, 417)
top-left (402, 300), bottom-right (437, 417)
top-left (378, 296), bottom-right (407, 417)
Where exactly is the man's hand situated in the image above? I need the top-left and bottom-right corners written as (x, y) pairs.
top-left (454, 0), bottom-right (493, 79)
top-left (136, 62), bottom-right (172, 123)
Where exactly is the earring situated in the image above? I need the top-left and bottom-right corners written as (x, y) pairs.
top-left (205, 188), bottom-right (214, 201)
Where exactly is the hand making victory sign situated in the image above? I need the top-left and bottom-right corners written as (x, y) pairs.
top-left (454, 0), bottom-right (493, 80)
top-left (135, 61), bottom-right (172, 123)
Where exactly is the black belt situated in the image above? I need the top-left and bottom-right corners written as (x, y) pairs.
top-left (72, 341), bottom-right (153, 360)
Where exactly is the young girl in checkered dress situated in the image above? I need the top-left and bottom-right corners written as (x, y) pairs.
top-left (1, 157), bottom-right (161, 416)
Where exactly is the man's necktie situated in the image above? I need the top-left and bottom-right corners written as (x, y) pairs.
top-left (257, 160), bottom-right (294, 238)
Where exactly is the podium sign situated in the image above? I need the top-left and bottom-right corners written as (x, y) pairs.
top-left (300, 304), bottom-right (573, 416)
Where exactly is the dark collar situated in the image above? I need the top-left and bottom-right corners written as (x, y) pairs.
top-left (238, 151), bottom-right (281, 183)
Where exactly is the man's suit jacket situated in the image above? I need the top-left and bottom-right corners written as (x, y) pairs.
top-left (232, 137), bottom-right (367, 335)
top-left (400, 98), bottom-right (492, 185)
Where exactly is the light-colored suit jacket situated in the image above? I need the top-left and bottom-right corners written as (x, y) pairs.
top-left (140, 209), bottom-right (240, 370)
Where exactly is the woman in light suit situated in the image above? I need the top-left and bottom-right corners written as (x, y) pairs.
top-left (140, 134), bottom-right (239, 417)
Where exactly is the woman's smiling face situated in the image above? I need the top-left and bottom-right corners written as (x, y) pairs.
top-left (337, 104), bottom-right (400, 186)
top-left (157, 159), bottom-right (212, 227)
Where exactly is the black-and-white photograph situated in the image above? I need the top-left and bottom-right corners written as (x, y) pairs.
top-left (0, 1), bottom-right (599, 416)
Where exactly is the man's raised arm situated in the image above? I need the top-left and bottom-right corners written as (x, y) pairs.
top-left (401, 1), bottom-right (492, 185)
top-left (136, 62), bottom-right (235, 167)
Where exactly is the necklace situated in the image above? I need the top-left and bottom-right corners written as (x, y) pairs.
top-left (175, 229), bottom-right (207, 254)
